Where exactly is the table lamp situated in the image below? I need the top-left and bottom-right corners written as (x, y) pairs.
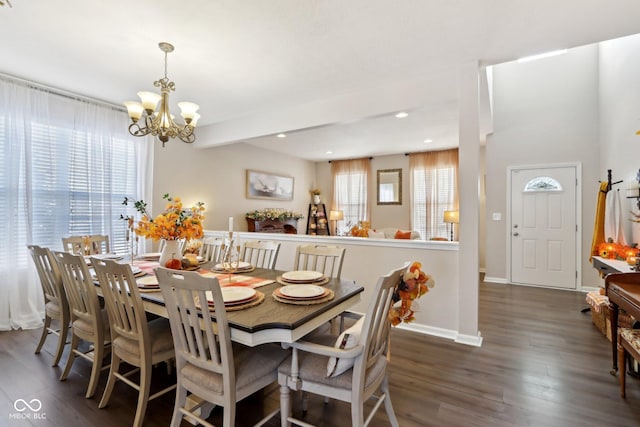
top-left (443, 210), bottom-right (459, 241)
top-left (329, 210), bottom-right (344, 236)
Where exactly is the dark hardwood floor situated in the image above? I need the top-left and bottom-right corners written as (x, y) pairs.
top-left (2, 280), bottom-right (640, 426)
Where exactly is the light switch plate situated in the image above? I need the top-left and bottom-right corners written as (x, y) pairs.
top-left (492, 212), bottom-right (502, 221)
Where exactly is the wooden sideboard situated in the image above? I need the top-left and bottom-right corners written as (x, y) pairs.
top-left (246, 218), bottom-right (298, 234)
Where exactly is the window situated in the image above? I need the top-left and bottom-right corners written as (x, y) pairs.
top-left (331, 158), bottom-right (371, 232)
top-left (0, 77), bottom-right (151, 330)
top-left (409, 149), bottom-right (459, 240)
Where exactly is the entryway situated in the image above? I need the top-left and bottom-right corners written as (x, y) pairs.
top-left (509, 164), bottom-right (579, 289)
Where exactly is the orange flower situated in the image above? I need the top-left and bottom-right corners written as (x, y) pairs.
top-left (388, 262), bottom-right (435, 325)
top-left (126, 194), bottom-right (205, 241)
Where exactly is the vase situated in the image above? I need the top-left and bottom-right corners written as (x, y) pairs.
top-left (159, 239), bottom-right (181, 267)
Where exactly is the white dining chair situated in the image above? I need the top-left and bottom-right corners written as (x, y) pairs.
top-left (241, 240), bottom-right (281, 269)
top-left (28, 245), bottom-right (70, 367)
top-left (199, 236), bottom-right (225, 264)
top-left (277, 263), bottom-right (406, 427)
top-left (155, 267), bottom-right (289, 427)
top-left (54, 251), bottom-right (111, 398)
top-left (62, 235), bottom-right (110, 254)
top-left (92, 258), bottom-right (175, 427)
top-left (294, 244), bottom-right (345, 279)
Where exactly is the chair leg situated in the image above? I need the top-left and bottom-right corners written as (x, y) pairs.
top-left (85, 341), bottom-right (104, 398)
top-left (351, 401), bottom-right (364, 427)
top-left (170, 384), bottom-right (187, 427)
top-left (280, 384), bottom-right (291, 427)
top-left (60, 333), bottom-right (79, 381)
top-left (132, 364), bottom-right (151, 427)
top-left (223, 399), bottom-right (236, 427)
top-left (619, 342), bottom-right (627, 398)
top-left (35, 315), bottom-right (52, 355)
top-left (382, 376), bottom-right (399, 427)
top-left (99, 353), bottom-right (121, 409)
top-left (52, 320), bottom-right (69, 367)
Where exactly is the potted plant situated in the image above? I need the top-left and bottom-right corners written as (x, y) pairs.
top-left (310, 189), bottom-right (321, 204)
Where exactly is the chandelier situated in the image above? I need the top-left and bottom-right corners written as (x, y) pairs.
top-left (124, 42), bottom-right (200, 146)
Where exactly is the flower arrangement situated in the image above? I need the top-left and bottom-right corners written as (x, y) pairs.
top-left (597, 239), bottom-right (639, 261)
top-left (245, 208), bottom-right (304, 221)
top-left (388, 261), bottom-right (435, 326)
top-left (349, 221), bottom-right (371, 237)
top-left (122, 194), bottom-right (205, 241)
top-left (310, 189), bottom-right (321, 196)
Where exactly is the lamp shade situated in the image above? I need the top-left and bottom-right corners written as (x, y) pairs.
top-left (329, 210), bottom-right (344, 221)
top-left (443, 210), bottom-right (459, 224)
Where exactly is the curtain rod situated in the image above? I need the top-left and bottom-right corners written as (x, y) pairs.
top-left (328, 157), bottom-right (373, 163)
top-left (0, 72), bottom-right (126, 113)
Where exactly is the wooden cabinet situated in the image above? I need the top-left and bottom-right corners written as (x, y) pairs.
top-left (246, 218), bottom-right (298, 234)
top-left (306, 203), bottom-right (330, 235)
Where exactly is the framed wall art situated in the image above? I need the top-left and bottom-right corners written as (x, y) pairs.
top-left (246, 169), bottom-right (294, 201)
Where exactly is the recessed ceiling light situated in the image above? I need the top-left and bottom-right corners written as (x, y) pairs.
top-left (424, 139), bottom-right (433, 143)
top-left (517, 49), bottom-right (567, 63)
top-left (326, 150), bottom-right (333, 154)
top-left (395, 112), bottom-right (408, 118)
top-left (277, 133), bottom-right (286, 138)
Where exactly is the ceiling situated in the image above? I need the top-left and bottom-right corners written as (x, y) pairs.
top-left (2, 1), bottom-right (640, 161)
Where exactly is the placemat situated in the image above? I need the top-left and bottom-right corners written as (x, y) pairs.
top-left (195, 291), bottom-right (265, 311)
top-left (272, 289), bottom-right (334, 305)
top-left (276, 276), bottom-right (330, 286)
top-left (200, 271), bottom-right (274, 288)
top-left (210, 266), bottom-right (256, 274)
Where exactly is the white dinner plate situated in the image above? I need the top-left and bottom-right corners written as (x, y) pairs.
top-left (281, 270), bottom-right (324, 282)
top-left (131, 266), bottom-right (142, 275)
top-left (279, 284), bottom-right (325, 299)
top-left (92, 253), bottom-right (123, 260)
top-left (137, 276), bottom-right (159, 286)
top-left (214, 261), bottom-right (252, 270)
top-left (138, 252), bottom-right (161, 260)
top-left (206, 287), bottom-right (256, 304)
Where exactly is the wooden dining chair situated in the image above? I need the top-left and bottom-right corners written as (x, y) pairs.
top-left (28, 245), bottom-right (70, 367)
top-left (278, 263), bottom-right (406, 427)
top-left (241, 240), bottom-right (281, 269)
top-left (62, 235), bottom-right (110, 255)
top-left (294, 244), bottom-right (346, 279)
top-left (53, 251), bottom-right (111, 398)
top-left (199, 236), bottom-right (225, 264)
top-left (155, 267), bottom-right (289, 427)
top-left (91, 258), bottom-right (175, 427)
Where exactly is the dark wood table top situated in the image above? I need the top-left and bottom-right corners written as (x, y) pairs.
top-left (137, 267), bottom-right (364, 346)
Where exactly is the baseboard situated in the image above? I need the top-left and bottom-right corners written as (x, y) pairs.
top-left (483, 276), bottom-right (508, 284)
top-left (395, 322), bottom-right (483, 347)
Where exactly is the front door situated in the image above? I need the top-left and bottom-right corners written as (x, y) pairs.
top-left (510, 166), bottom-right (577, 289)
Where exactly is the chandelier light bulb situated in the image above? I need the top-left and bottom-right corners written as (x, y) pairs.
top-left (137, 91), bottom-right (161, 113)
top-left (123, 101), bottom-right (144, 122)
top-left (177, 102), bottom-right (200, 123)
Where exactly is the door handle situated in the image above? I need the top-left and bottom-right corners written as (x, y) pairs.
top-left (513, 232), bottom-right (519, 236)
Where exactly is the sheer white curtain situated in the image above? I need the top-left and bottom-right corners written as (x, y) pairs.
top-left (0, 77), bottom-right (153, 331)
top-left (409, 149), bottom-right (459, 240)
top-left (331, 158), bottom-right (371, 231)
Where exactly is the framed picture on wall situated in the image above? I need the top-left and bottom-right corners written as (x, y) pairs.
top-left (246, 169), bottom-right (294, 200)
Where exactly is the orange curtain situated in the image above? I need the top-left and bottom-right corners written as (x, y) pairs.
top-left (590, 181), bottom-right (609, 261)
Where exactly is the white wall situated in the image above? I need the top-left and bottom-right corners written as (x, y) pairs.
top-left (599, 34), bottom-right (640, 244)
top-left (152, 141), bottom-right (316, 232)
top-left (485, 44), bottom-right (601, 286)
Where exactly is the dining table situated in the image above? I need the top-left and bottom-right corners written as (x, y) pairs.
top-left (121, 259), bottom-right (365, 347)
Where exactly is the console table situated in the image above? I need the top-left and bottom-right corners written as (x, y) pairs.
top-left (605, 273), bottom-right (640, 373)
top-left (246, 218), bottom-right (298, 234)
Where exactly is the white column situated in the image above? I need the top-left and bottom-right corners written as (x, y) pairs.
top-left (457, 61), bottom-right (482, 346)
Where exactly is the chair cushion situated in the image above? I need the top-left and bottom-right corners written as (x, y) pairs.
top-left (394, 230), bottom-right (412, 239)
top-left (45, 300), bottom-right (62, 318)
top-left (326, 317), bottom-right (364, 377)
top-left (279, 349), bottom-right (387, 390)
top-left (621, 328), bottom-right (640, 353)
top-left (112, 317), bottom-right (174, 362)
top-left (180, 343), bottom-right (288, 395)
top-left (72, 308), bottom-right (109, 339)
